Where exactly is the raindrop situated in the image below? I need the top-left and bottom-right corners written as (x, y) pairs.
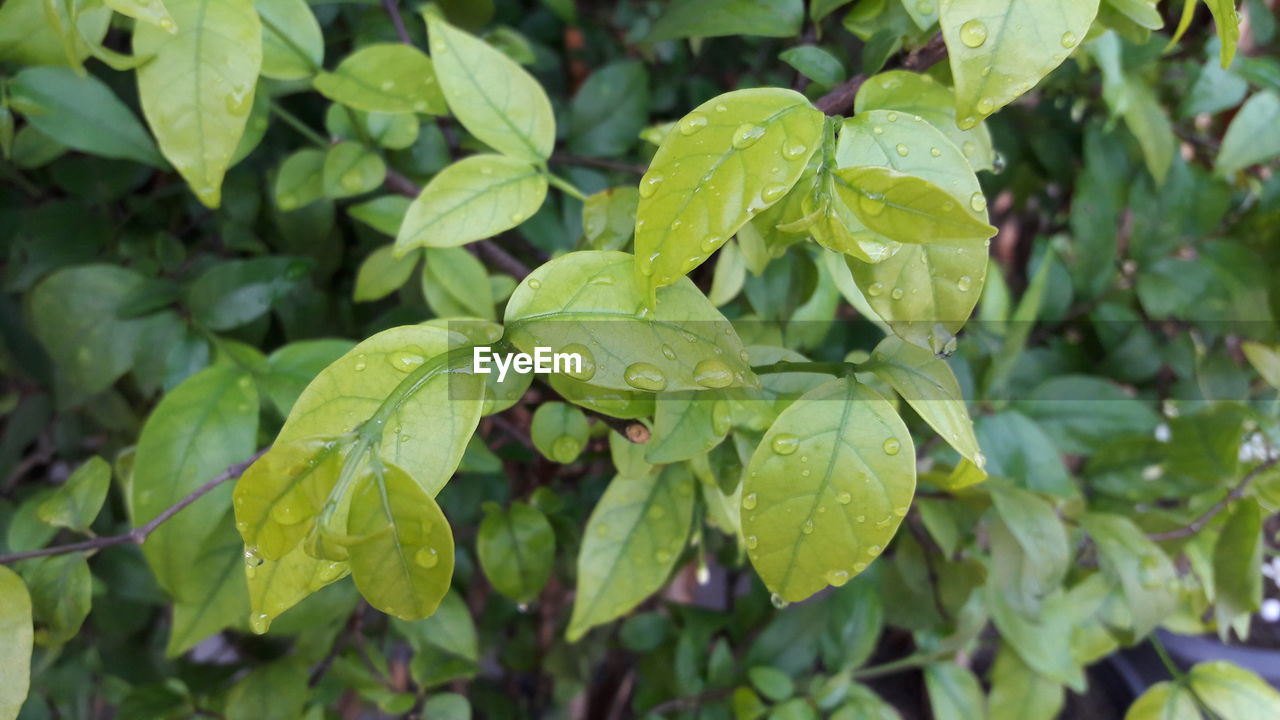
top-left (679, 113), bottom-right (708, 135)
top-left (960, 19), bottom-right (988, 47)
top-left (746, 535), bottom-right (759, 549)
top-left (802, 520), bottom-right (815, 535)
top-left (957, 275), bottom-right (973, 292)
top-left (527, 278), bottom-right (543, 290)
top-left (552, 436), bottom-right (582, 462)
top-left (976, 98), bottom-right (995, 115)
top-left (731, 123), bottom-right (765, 149)
top-left (250, 613), bottom-right (270, 634)
top-left (930, 147), bottom-right (942, 157)
top-left (784, 142), bottom-right (808, 158)
top-left (271, 501), bottom-right (304, 526)
top-left (770, 593), bottom-right (789, 609)
top-left (742, 493), bottom-right (758, 510)
top-left (891, 287), bottom-right (904, 300)
top-left (826, 569), bottom-right (851, 587)
top-left (969, 192), bottom-right (987, 212)
top-left (389, 349), bottom-right (425, 372)
top-left (415, 547), bottom-right (440, 568)
top-left (895, 144), bottom-right (910, 157)
top-left (771, 433), bottom-right (800, 455)
top-left (639, 173), bottom-right (663, 198)
top-left (859, 193), bottom-right (887, 216)
top-left (699, 234), bottom-right (721, 252)
top-left (712, 400), bottom-right (732, 435)
top-left (623, 362), bottom-right (668, 391)
top-left (762, 184), bottom-right (789, 203)
top-left (882, 438), bottom-right (901, 455)
top-left (1060, 31), bottom-right (1078, 48)
top-left (660, 344), bottom-right (677, 360)
top-left (694, 358), bottom-right (735, 388)
top-left (837, 492), bottom-right (852, 505)
top-left (560, 343), bottom-right (596, 381)
top-left (867, 282), bottom-right (885, 297)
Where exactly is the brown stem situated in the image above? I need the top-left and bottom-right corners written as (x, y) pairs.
top-left (1147, 455), bottom-right (1279, 542)
top-left (381, 0), bottom-right (413, 45)
top-left (0, 449), bottom-right (268, 565)
top-left (813, 33), bottom-right (949, 116)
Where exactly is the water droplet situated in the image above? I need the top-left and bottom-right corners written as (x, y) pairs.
top-left (225, 90), bottom-right (251, 116)
top-left (771, 433), bottom-right (800, 455)
top-left (867, 282), bottom-right (885, 297)
top-left (872, 126), bottom-right (884, 135)
top-left (784, 142), bottom-right (808, 158)
top-left (158, 17), bottom-right (175, 31)
top-left (623, 362), bottom-right (667, 391)
top-left (958, 115), bottom-right (978, 130)
top-left (731, 123), bottom-right (765, 149)
top-left (479, 165), bottom-right (494, 176)
top-left (1060, 31), bottom-right (1078, 48)
top-left (271, 501), bottom-right (304, 526)
top-left (380, 79), bottom-right (395, 92)
top-left (711, 400), bottom-right (732, 436)
top-left (250, 613), bottom-right (269, 634)
top-left (353, 360), bottom-right (367, 371)
top-left (890, 287), bottom-right (905, 300)
top-left (770, 593), bottom-right (789, 609)
top-left (882, 438), bottom-right (901, 455)
top-left (895, 143), bottom-right (910, 157)
top-left (859, 192), bottom-right (886, 216)
top-left (639, 173), bottom-right (663, 198)
top-left (762, 184), bottom-right (789, 203)
top-left (746, 535), bottom-right (759, 549)
top-left (960, 19), bottom-right (988, 47)
top-left (389, 349), bottom-right (425, 372)
top-left (415, 547), bottom-right (440, 568)
top-left (660, 344), bottom-right (677, 360)
top-left (801, 520), bottom-right (815, 535)
top-left (961, 141), bottom-right (976, 158)
top-left (551, 435), bottom-right (583, 463)
top-left (715, 103), bottom-right (728, 112)
top-left (930, 147), bottom-right (942, 157)
top-left (742, 493), bottom-right (758, 510)
top-left (699, 234), bottom-right (721, 252)
top-left (894, 507), bottom-right (908, 517)
top-left (837, 492), bottom-right (852, 505)
top-left (527, 278), bottom-right (543, 290)
top-left (244, 547), bottom-right (264, 568)
top-left (826, 569), bottom-right (850, 586)
top-left (957, 275), bottom-right (973, 292)
top-left (969, 192), bottom-right (987, 212)
top-left (976, 98), bottom-right (995, 115)
top-left (679, 113), bottom-right (708, 135)
top-left (560, 343), bottom-right (595, 381)
top-left (318, 561), bottom-right (344, 582)
top-left (693, 358), bottom-right (735, 388)
top-left (867, 544), bottom-right (882, 555)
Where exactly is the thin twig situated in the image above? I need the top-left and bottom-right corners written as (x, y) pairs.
top-left (0, 449), bottom-right (267, 565)
top-left (381, 0), bottom-right (413, 45)
top-left (813, 33), bottom-right (948, 115)
top-left (1147, 456), bottom-right (1279, 542)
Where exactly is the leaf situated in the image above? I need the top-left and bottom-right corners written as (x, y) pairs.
top-left (1243, 341), bottom-right (1280, 390)
top-left (425, 12), bottom-right (555, 161)
top-left (351, 245), bottom-right (414, 302)
top-left (395, 154), bottom-right (547, 252)
top-left (939, 0), bottom-right (1100, 124)
top-left (167, 510), bottom-right (248, 656)
top-left (313, 43), bottom-right (446, 114)
top-left (133, 365), bottom-right (259, 596)
top-left (583, 187), bottom-right (640, 251)
top-left (10, 67), bottom-right (163, 166)
top-left (1204, 0), bottom-right (1241, 67)
top-left (1016, 376), bottom-right (1160, 455)
top-left (422, 248), bottom-right (495, 320)
top-left (530, 402), bottom-right (590, 464)
top-left (255, 0), bottom-right (323, 80)
top-left (226, 659), bottom-right (308, 720)
top-left (322, 141), bottom-right (386, 199)
top-left (21, 553), bottom-right (91, 645)
top-left (274, 148), bottom-right (326, 211)
top-left (748, 666), bottom-right (794, 701)
top-left (36, 456), bottom-right (110, 533)
top-left (568, 61), bottom-right (649, 157)
top-left (988, 483), bottom-right (1070, 613)
top-left (1188, 661), bottom-right (1280, 718)
top-left (350, 195), bottom-right (412, 236)
top-left (1091, 32), bottom-right (1176, 183)
top-left (260, 339), bottom-right (356, 417)
top-left (567, 464), bottom-right (696, 640)
top-left (1212, 498), bottom-right (1263, 637)
top-left (346, 462), bottom-right (454, 620)
top-left (743, 378), bottom-right (915, 602)
top-left (634, 88), bottom-right (823, 294)
top-left (134, 0), bottom-right (263, 208)
top-left (646, 392), bottom-right (731, 464)
top-left (1080, 513), bottom-right (1177, 638)
top-left (234, 438), bottom-right (345, 560)
top-left (987, 587), bottom-right (1083, 690)
top-left (832, 166), bottom-right (996, 245)
top-left (276, 325), bottom-right (484, 496)
top-left (188, 257), bottom-right (309, 331)
top-left (987, 643), bottom-right (1064, 720)
top-left (0, 566), bottom-right (32, 720)
top-left (29, 265), bottom-right (167, 394)
top-left (1123, 681), bottom-right (1199, 720)
top-left (0, 0), bottom-right (111, 66)
top-left (779, 46), bottom-right (846, 87)
top-left (1217, 91), bottom-right (1280, 177)
top-left (503, 251), bottom-right (756, 393)
top-left (246, 544), bottom-right (346, 633)
top-left (924, 663), bottom-right (986, 720)
top-left (477, 501), bottom-right (556, 604)
top-left (854, 71), bottom-right (996, 173)
top-left (392, 591), bottom-right (479, 687)
top-left (646, 0), bottom-right (804, 42)
top-left (865, 335), bottom-right (983, 471)
top-left (974, 412), bottom-right (1074, 497)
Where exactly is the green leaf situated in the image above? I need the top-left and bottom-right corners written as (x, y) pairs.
top-left (133, 365), bottom-right (258, 599)
top-left (987, 643), bottom-right (1064, 720)
top-left (974, 412), bottom-right (1074, 497)
top-left (939, 0), bottom-right (1099, 124)
top-left (855, 71), bottom-right (996, 172)
top-left (260, 339), bottom-right (356, 417)
top-left (1204, 0), bottom-right (1241, 67)
top-left (395, 154), bottom-right (547, 252)
top-left (634, 88), bottom-right (823, 294)
top-left (987, 587), bottom-right (1083, 690)
top-left (987, 483), bottom-right (1070, 613)
top-left (188, 257), bottom-right (309, 330)
top-left (504, 251), bottom-right (756, 393)
top-left (646, 0), bottom-right (804, 42)
top-left (530, 402), bottom-right (590, 464)
top-left (1104, 0), bottom-right (1164, 29)
top-left (423, 694), bottom-right (471, 720)
top-left (477, 501), bottom-right (556, 604)
top-left (583, 187), bottom-right (640, 251)
top-left (350, 195), bottom-right (412, 236)
top-left (1188, 661), bottom-right (1280, 718)
top-left (747, 666), bottom-right (795, 701)
top-left (1092, 32), bottom-right (1176, 183)
top-left (255, 0), bottom-right (323, 80)
top-left (274, 148), bottom-right (326, 211)
top-left (276, 325), bottom-right (484, 497)
top-left (322, 141), bottom-right (386, 199)
top-left (105, 0), bottom-right (176, 31)
top-left (245, 544), bottom-right (346, 633)
top-left (832, 684), bottom-right (903, 720)
top-left (1217, 91), bottom-right (1280, 177)
top-left (392, 591), bottom-right (479, 686)
top-left (1016, 376), bottom-right (1160, 455)
top-left (422, 247), bottom-right (495, 320)
top-left (234, 438), bottom-right (344, 561)
top-left (1080, 513), bottom-right (1177, 638)
top-left (1123, 681), bottom-right (1199, 720)
top-left (832, 166), bottom-right (996, 245)
top-left (569, 61), bottom-right (649, 157)
top-left (167, 511), bottom-right (248, 656)
top-left (743, 378), bottom-right (915, 602)
top-left (646, 393), bottom-right (731, 464)
top-left (1243, 341), bottom-right (1280, 390)
top-left (1212, 498), bottom-right (1263, 636)
top-left (0, 566), bottom-right (32, 720)
top-left (924, 663), bottom-right (986, 720)
top-left (36, 456), bottom-right (110, 533)
top-left (567, 464), bottom-right (696, 640)
top-left (134, 0), bottom-right (263, 207)
top-left (21, 553), bottom-right (91, 645)
top-left (779, 46), bottom-right (846, 87)
top-left (10, 67), bottom-right (163, 166)
top-left (0, 0), bottom-right (111, 66)
top-left (425, 12), bottom-right (555, 161)
top-left (355, 245), bottom-right (418, 302)
top-left (226, 659), bottom-right (308, 720)
top-left (865, 335), bottom-right (984, 471)
top-left (314, 44), bottom-right (446, 114)
top-left (29, 265), bottom-right (167, 394)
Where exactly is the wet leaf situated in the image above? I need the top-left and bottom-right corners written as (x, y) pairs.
top-left (314, 44), bottom-right (446, 114)
top-left (0, 566), bottom-right (32, 720)
top-left (855, 71), bottom-right (995, 172)
top-left (395, 154), bottom-right (547, 252)
top-left (530, 402), bottom-right (590, 464)
top-left (256, 0), bottom-right (323, 80)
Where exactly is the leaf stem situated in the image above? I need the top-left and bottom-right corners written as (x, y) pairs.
top-left (0, 449), bottom-right (268, 565)
top-left (750, 361), bottom-right (857, 377)
top-left (850, 651), bottom-right (941, 681)
top-left (1147, 454), bottom-right (1278, 541)
top-left (270, 103), bottom-right (329, 148)
top-left (544, 171), bottom-right (587, 201)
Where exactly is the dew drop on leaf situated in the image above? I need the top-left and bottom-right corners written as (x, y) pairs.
top-left (930, 147), bottom-right (942, 157)
top-left (270, 500), bottom-right (304, 526)
top-left (250, 613), bottom-right (269, 634)
top-left (802, 520), bottom-right (814, 535)
top-left (969, 192), bottom-right (987, 212)
top-left (882, 438), bottom-right (901, 455)
top-left (711, 400), bottom-right (732, 435)
top-left (1061, 31), bottom-right (1078, 48)
top-left (957, 275), bottom-right (973, 292)
top-left (771, 433), bottom-right (800, 455)
top-left (895, 144), bottom-right (910, 157)
top-left (746, 535), bottom-right (759, 549)
top-left (761, 184), bottom-right (789, 203)
top-left (693, 358), bottom-right (735, 388)
top-left (638, 173), bottom-right (663, 198)
top-left (623, 362), bottom-right (668, 391)
top-left (867, 282), bottom-right (885, 297)
top-left (679, 113), bottom-right (708, 135)
top-left (891, 287), bottom-right (905, 300)
top-left (388, 349), bottom-right (426, 372)
top-left (527, 278), bottom-right (542, 290)
top-left (770, 593), bottom-right (789, 609)
top-left (560, 343), bottom-right (595, 381)
top-left (742, 492), bottom-right (758, 510)
top-left (826, 569), bottom-right (850, 586)
top-left (859, 193), bottom-right (887, 217)
top-left (415, 547), bottom-right (440, 568)
top-left (784, 142), bottom-right (808, 158)
top-left (837, 492), bottom-right (852, 505)
top-left (960, 19), bottom-right (988, 47)
top-left (731, 123), bottom-right (765, 149)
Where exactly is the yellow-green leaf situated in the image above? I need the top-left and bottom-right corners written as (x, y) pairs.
top-left (477, 501), bottom-right (556, 604)
top-left (0, 0), bottom-right (111, 66)
top-left (530, 402), bottom-right (590, 464)
top-left (742, 378), bottom-right (915, 602)
top-left (634, 88), bottom-right (823, 294)
top-left (36, 456), bottom-right (110, 534)
top-left (355, 245), bottom-right (419, 302)
top-left (255, 0), bottom-right (322, 80)
top-left (322, 140), bottom-right (385, 199)
top-left (105, 0), bottom-right (176, 31)
top-left (234, 438), bottom-right (344, 561)
top-left (395, 155), bottom-right (547, 252)
top-left (1124, 681), bottom-right (1198, 720)
top-left (567, 464), bottom-right (696, 640)
top-left (246, 544), bottom-right (347, 634)
top-left (134, 0), bottom-right (263, 208)
top-left (425, 12), bottom-right (555, 161)
top-left (1204, 0), bottom-right (1241, 67)
top-left (833, 166), bottom-right (996, 245)
top-left (856, 71), bottom-right (996, 173)
top-left (1187, 661), bottom-right (1280, 718)
top-left (0, 566), bottom-right (32, 720)
top-left (314, 44), bottom-right (446, 114)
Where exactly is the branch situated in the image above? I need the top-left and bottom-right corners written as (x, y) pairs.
top-left (1147, 455), bottom-right (1280, 542)
top-left (382, 0), bottom-right (413, 45)
top-left (0, 449), bottom-right (267, 565)
top-left (814, 33), bottom-right (949, 116)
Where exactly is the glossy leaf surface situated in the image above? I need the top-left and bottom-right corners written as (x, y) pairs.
top-left (395, 154), bottom-right (547, 252)
top-left (314, 44), bottom-right (446, 114)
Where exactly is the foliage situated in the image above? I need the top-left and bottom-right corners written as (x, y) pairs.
top-left (2, 0), bottom-right (1280, 718)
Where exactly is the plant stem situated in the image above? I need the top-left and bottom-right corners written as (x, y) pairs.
top-left (0, 449), bottom-right (268, 565)
top-left (270, 103), bottom-right (329, 148)
top-left (813, 33), bottom-right (948, 115)
top-left (751, 361), bottom-right (857, 377)
top-left (381, 0), bottom-right (414, 45)
top-left (544, 171), bottom-right (587, 201)
top-left (1147, 454), bottom-right (1278, 541)
top-left (850, 651), bottom-right (940, 681)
